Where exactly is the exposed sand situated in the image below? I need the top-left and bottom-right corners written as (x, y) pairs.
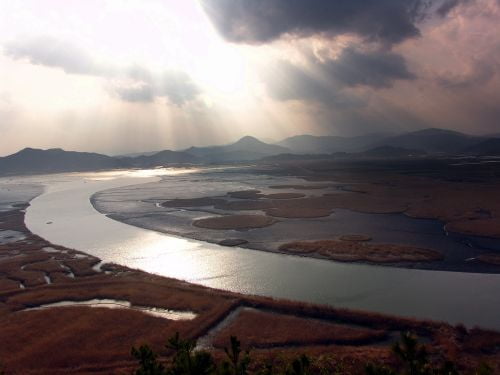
top-left (279, 240), bottom-right (443, 263)
top-left (162, 197), bottom-right (225, 208)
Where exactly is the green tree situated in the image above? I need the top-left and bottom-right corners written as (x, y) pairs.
top-left (392, 332), bottom-right (430, 375)
top-left (286, 354), bottom-right (311, 375)
top-left (131, 344), bottom-right (166, 375)
top-left (166, 332), bottom-right (215, 375)
top-left (219, 336), bottom-right (251, 375)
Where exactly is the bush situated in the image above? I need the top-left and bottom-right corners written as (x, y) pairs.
top-left (132, 332), bottom-right (493, 375)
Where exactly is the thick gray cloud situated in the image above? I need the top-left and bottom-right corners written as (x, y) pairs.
top-left (3, 37), bottom-right (200, 106)
top-left (201, 0), bottom-right (463, 45)
top-left (265, 48), bottom-right (413, 105)
top-left (324, 48), bottom-right (415, 88)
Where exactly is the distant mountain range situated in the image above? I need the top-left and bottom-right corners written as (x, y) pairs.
top-left (1, 128), bottom-right (499, 175)
top-left (183, 136), bottom-right (289, 162)
top-left (276, 133), bottom-right (389, 154)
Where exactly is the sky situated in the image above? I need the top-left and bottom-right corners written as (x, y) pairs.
top-left (0, 0), bottom-right (499, 156)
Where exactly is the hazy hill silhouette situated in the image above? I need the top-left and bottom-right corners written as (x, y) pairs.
top-left (184, 136), bottom-right (289, 162)
top-left (1, 129), bottom-right (499, 175)
top-left (372, 128), bottom-right (484, 153)
top-left (462, 138), bottom-right (500, 156)
top-left (0, 148), bottom-right (125, 175)
top-left (276, 133), bottom-right (388, 154)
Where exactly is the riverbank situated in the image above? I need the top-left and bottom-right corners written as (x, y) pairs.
top-left (1, 201), bottom-right (500, 373)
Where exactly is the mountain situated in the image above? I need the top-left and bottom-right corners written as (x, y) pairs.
top-left (358, 146), bottom-right (427, 158)
top-left (0, 148), bottom-right (125, 176)
top-left (276, 133), bottom-right (389, 154)
top-left (184, 136), bottom-right (289, 162)
top-left (117, 150), bottom-right (162, 158)
top-left (462, 138), bottom-right (500, 155)
top-left (374, 128), bottom-right (483, 154)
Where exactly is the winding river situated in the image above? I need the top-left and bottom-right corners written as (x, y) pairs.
top-left (23, 170), bottom-right (500, 330)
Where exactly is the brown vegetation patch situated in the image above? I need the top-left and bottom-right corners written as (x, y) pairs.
top-left (477, 253), bottom-right (500, 266)
top-left (24, 260), bottom-right (64, 273)
top-left (212, 309), bottom-right (387, 349)
top-left (0, 306), bottom-right (193, 373)
top-left (63, 257), bottom-right (100, 277)
top-left (0, 277), bottom-right (20, 291)
top-left (279, 240), bottom-right (443, 263)
top-left (462, 327), bottom-right (500, 354)
top-left (265, 207), bottom-right (333, 218)
top-left (193, 215), bottom-right (276, 230)
top-left (162, 197), bottom-right (225, 208)
top-left (445, 218), bottom-right (500, 239)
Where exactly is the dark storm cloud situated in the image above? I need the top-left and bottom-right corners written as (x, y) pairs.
top-left (4, 36), bottom-right (108, 75)
top-left (265, 48), bottom-right (414, 105)
top-left (325, 48), bottom-right (415, 88)
top-left (3, 37), bottom-right (201, 106)
top-left (436, 0), bottom-right (460, 16)
top-left (201, 0), bottom-right (464, 45)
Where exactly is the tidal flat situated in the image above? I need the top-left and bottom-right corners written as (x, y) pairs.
top-left (91, 160), bottom-right (500, 273)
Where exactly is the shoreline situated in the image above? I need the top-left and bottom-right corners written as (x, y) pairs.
top-left (1, 203), bottom-right (500, 373)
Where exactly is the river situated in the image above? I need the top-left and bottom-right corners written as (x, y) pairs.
top-left (21, 169), bottom-right (500, 330)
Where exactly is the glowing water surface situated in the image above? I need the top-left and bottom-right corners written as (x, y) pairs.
top-left (24, 169), bottom-right (500, 330)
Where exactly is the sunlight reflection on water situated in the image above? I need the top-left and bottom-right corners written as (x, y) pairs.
top-left (20, 169), bottom-right (500, 330)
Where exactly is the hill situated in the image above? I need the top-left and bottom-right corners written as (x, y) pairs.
top-left (462, 138), bottom-right (500, 155)
top-left (374, 128), bottom-right (483, 154)
top-left (276, 134), bottom-right (388, 154)
top-left (0, 148), bottom-right (125, 176)
top-left (358, 145), bottom-right (427, 158)
top-left (185, 136), bottom-right (289, 162)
